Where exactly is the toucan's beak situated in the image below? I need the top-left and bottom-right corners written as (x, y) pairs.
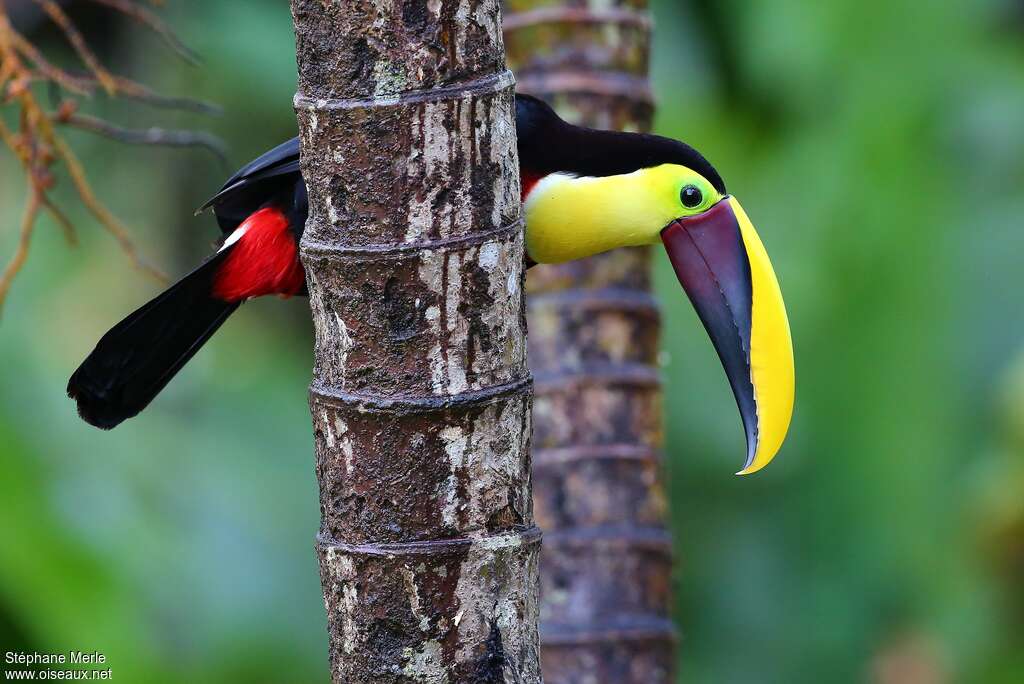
top-left (661, 197), bottom-right (794, 475)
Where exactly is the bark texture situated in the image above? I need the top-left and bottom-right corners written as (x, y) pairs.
top-left (504, 1), bottom-right (675, 682)
top-left (291, 2), bottom-right (540, 681)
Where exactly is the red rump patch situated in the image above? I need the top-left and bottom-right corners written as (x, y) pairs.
top-left (212, 207), bottom-right (305, 302)
top-left (521, 170), bottom-right (545, 200)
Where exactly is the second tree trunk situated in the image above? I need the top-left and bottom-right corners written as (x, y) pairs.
top-left (505, 0), bottom-right (675, 682)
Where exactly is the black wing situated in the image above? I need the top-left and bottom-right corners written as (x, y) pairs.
top-left (199, 95), bottom-right (547, 236)
top-left (198, 137), bottom-right (302, 234)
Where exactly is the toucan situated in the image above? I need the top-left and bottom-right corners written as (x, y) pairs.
top-left (68, 94), bottom-right (794, 475)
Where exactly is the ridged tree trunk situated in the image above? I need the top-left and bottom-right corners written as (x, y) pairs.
top-left (290, 2), bottom-right (541, 681)
top-left (504, 2), bottom-right (675, 682)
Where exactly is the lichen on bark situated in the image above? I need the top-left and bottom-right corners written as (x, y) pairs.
top-left (291, 1), bottom-right (540, 681)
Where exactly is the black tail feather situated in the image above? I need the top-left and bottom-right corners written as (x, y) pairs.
top-left (68, 252), bottom-right (239, 429)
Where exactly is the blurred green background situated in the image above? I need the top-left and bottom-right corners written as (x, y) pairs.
top-left (3, 0), bottom-right (1024, 681)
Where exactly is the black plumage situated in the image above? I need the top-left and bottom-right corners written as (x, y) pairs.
top-left (513, 94), bottom-right (726, 192)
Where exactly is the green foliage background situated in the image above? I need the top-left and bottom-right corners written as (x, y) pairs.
top-left (2, 0), bottom-right (1024, 681)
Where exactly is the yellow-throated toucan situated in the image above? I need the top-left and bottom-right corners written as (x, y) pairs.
top-left (68, 94), bottom-right (793, 474)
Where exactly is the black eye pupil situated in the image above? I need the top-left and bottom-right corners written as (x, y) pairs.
top-left (681, 185), bottom-right (703, 208)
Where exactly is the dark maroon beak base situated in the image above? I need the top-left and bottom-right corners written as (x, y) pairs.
top-left (660, 198), bottom-right (758, 464)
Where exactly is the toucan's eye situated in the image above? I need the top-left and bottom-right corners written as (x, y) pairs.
top-left (680, 184), bottom-right (704, 209)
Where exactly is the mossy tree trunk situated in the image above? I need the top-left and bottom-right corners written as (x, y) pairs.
top-left (290, 2), bottom-right (541, 681)
top-left (504, 1), bottom-right (675, 682)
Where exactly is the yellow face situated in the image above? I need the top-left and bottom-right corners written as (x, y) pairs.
top-left (523, 164), bottom-right (724, 264)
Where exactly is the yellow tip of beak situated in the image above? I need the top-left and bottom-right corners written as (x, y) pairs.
top-left (735, 449), bottom-right (779, 477)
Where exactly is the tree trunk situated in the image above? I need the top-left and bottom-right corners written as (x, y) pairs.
top-left (290, 2), bottom-right (541, 681)
top-left (504, 2), bottom-right (675, 682)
